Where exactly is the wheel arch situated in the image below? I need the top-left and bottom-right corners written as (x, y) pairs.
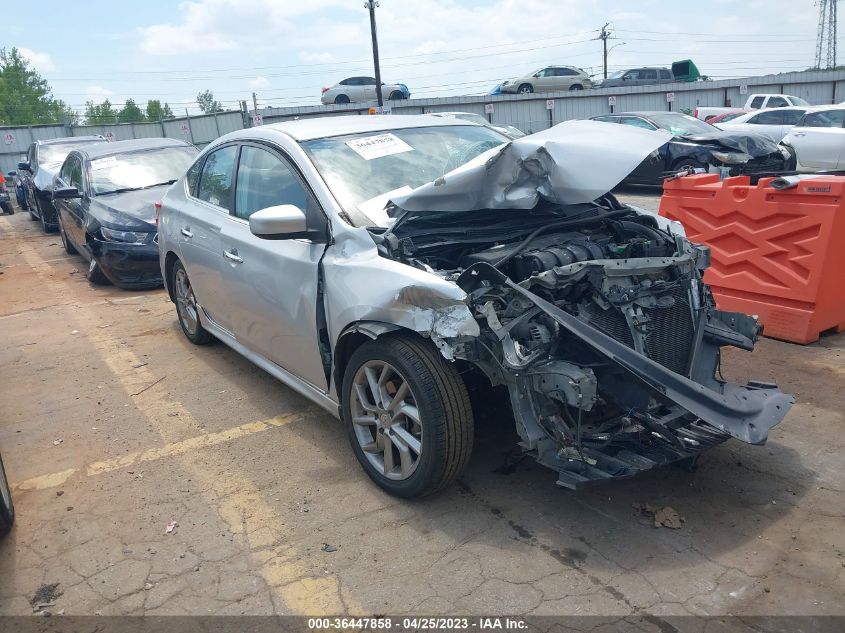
top-left (163, 250), bottom-right (180, 302)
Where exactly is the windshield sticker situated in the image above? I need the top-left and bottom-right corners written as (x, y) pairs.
top-left (91, 156), bottom-right (118, 171)
top-left (346, 133), bottom-right (413, 160)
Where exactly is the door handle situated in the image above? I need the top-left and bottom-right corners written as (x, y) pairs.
top-left (181, 227), bottom-right (193, 238)
top-left (792, 132), bottom-right (806, 137)
top-left (223, 249), bottom-right (243, 264)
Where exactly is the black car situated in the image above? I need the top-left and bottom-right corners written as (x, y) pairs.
top-left (53, 138), bottom-right (198, 289)
top-left (17, 136), bottom-right (106, 232)
top-left (0, 452), bottom-right (13, 536)
top-left (589, 111), bottom-right (791, 185)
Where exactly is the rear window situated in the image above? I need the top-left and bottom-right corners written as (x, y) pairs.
top-left (767, 97), bottom-right (788, 108)
top-left (750, 96), bottom-right (765, 108)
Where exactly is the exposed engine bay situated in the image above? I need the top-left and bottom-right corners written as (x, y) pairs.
top-left (372, 193), bottom-right (794, 488)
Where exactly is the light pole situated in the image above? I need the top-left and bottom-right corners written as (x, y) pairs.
top-left (606, 42), bottom-right (626, 75)
top-left (598, 23), bottom-right (611, 79)
top-left (365, 1), bottom-right (384, 107)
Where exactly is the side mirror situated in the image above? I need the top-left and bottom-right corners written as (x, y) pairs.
top-left (53, 186), bottom-right (82, 200)
top-left (7, 171), bottom-right (15, 177)
top-left (17, 161), bottom-right (31, 172)
top-left (249, 204), bottom-right (308, 238)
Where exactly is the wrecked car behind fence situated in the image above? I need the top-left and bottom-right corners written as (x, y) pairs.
top-left (379, 121), bottom-right (794, 489)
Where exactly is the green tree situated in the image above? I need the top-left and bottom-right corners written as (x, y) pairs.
top-left (118, 98), bottom-right (145, 123)
top-left (146, 99), bottom-right (174, 120)
top-left (196, 89), bottom-right (223, 114)
top-left (84, 99), bottom-right (118, 125)
top-left (0, 47), bottom-right (76, 125)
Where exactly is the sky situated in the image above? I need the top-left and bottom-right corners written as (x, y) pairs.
top-left (0, 0), bottom-right (831, 116)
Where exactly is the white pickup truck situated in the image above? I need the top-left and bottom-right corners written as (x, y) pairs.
top-left (694, 94), bottom-right (810, 121)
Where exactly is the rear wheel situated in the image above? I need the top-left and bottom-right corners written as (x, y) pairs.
top-left (86, 257), bottom-right (111, 286)
top-left (0, 454), bottom-right (14, 537)
top-left (388, 91), bottom-right (405, 100)
top-left (518, 83), bottom-right (533, 94)
top-left (172, 260), bottom-right (213, 345)
top-left (334, 94), bottom-right (350, 104)
top-left (672, 158), bottom-right (707, 173)
top-left (342, 334), bottom-right (473, 498)
top-left (569, 84), bottom-right (584, 91)
top-left (59, 217), bottom-right (77, 255)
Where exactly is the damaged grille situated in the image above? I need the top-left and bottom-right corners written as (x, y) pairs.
top-left (582, 286), bottom-right (695, 376)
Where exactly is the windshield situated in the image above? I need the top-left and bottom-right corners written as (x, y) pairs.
top-left (647, 113), bottom-right (716, 136)
top-left (90, 146), bottom-right (198, 195)
top-left (40, 142), bottom-right (103, 165)
top-left (607, 70), bottom-right (625, 79)
top-left (718, 111), bottom-right (746, 122)
top-left (790, 96), bottom-right (810, 106)
top-left (301, 125), bottom-right (508, 227)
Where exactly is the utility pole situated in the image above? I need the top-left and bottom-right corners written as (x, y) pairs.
top-left (599, 23), bottom-right (611, 79)
top-left (365, 1), bottom-right (384, 107)
top-left (252, 92), bottom-right (259, 117)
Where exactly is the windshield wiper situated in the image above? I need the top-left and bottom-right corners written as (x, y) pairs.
top-left (96, 180), bottom-right (177, 196)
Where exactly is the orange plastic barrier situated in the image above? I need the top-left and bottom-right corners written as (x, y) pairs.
top-left (659, 173), bottom-right (845, 344)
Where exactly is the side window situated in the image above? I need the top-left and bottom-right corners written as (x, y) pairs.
top-left (186, 157), bottom-right (204, 197)
top-left (641, 69), bottom-right (658, 80)
top-left (197, 145), bottom-right (238, 211)
top-left (59, 157), bottom-right (74, 185)
top-left (801, 110), bottom-right (845, 128)
top-left (781, 110), bottom-right (806, 125)
top-left (339, 78), bottom-right (352, 86)
top-left (361, 77), bottom-right (377, 86)
top-left (68, 157), bottom-right (83, 190)
top-left (752, 111), bottom-right (784, 124)
top-left (767, 96), bottom-right (788, 108)
top-left (234, 145), bottom-right (311, 221)
top-left (620, 117), bottom-right (658, 130)
top-left (750, 96), bottom-right (765, 108)
top-left (592, 116), bottom-right (618, 123)
top-left (558, 68), bottom-right (577, 76)
top-left (660, 70), bottom-right (672, 79)
top-left (623, 71), bottom-right (639, 80)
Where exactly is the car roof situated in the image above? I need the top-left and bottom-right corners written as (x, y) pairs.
top-left (76, 137), bottom-right (193, 160)
top-left (236, 114), bottom-right (473, 142)
top-left (37, 135), bottom-right (105, 146)
top-left (599, 111), bottom-right (686, 117)
top-left (798, 104), bottom-right (844, 112)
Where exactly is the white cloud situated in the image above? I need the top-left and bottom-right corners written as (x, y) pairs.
top-left (18, 47), bottom-right (56, 72)
top-left (85, 85), bottom-right (115, 102)
top-left (248, 76), bottom-right (271, 90)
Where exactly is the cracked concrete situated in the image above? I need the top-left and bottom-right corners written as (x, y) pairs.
top-left (1, 200), bottom-right (844, 617)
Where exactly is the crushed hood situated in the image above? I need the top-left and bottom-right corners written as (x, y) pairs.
top-left (390, 120), bottom-right (672, 213)
top-left (90, 187), bottom-right (163, 229)
top-left (680, 131), bottom-right (780, 157)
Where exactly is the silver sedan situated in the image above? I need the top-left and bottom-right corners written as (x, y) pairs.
top-left (158, 115), bottom-right (792, 498)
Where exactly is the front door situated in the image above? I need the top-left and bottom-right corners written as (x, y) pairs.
top-left (219, 143), bottom-right (329, 391)
top-left (789, 109), bottom-right (845, 169)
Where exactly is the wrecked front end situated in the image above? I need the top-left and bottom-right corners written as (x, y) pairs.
top-left (377, 198), bottom-right (793, 488)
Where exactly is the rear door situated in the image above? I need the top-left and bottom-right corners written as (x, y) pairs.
top-left (179, 145), bottom-right (239, 333)
top-left (218, 142), bottom-right (329, 390)
top-left (788, 109), bottom-right (845, 169)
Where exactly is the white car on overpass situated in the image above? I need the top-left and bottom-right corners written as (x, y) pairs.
top-left (321, 77), bottom-right (410, 105)
top-left (715, 106), bottom-right (808, 142)
top-left (780, 105), bottom-right (845, 171)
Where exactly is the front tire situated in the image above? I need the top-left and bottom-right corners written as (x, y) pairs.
top-left (85, 257), bottom-right (111, 286)
top-left (0, 454), bottom-right (14, 537)
top-left (342, 335), bottom-right (473, 498)
top-left (517, 83), bottom-right (533, 94)
top-left (171, 260), bottom-right (213, 345)
top-left (569, 84), bottom-right (584, 91)
top-left (388, 91), bottom-right (405, 100)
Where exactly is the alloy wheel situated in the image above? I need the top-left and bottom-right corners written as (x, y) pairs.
top-left (350, 360), bottom-right (423, 481)
top-left (174, 267), bottom-right (199, 336)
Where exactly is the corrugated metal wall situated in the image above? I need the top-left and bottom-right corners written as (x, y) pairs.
top-left (3, 69), bottom-right (845, 176)
top-left (0, 112), bottom-right (245, 175)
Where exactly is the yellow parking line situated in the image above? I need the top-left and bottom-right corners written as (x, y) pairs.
top-left (12, 413), bottom-right (301, 490)
top-left (2, 216), bottom-right (359, 614)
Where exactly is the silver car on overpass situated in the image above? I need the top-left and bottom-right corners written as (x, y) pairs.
top-left (158, 115), bottom-right (792, 498)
